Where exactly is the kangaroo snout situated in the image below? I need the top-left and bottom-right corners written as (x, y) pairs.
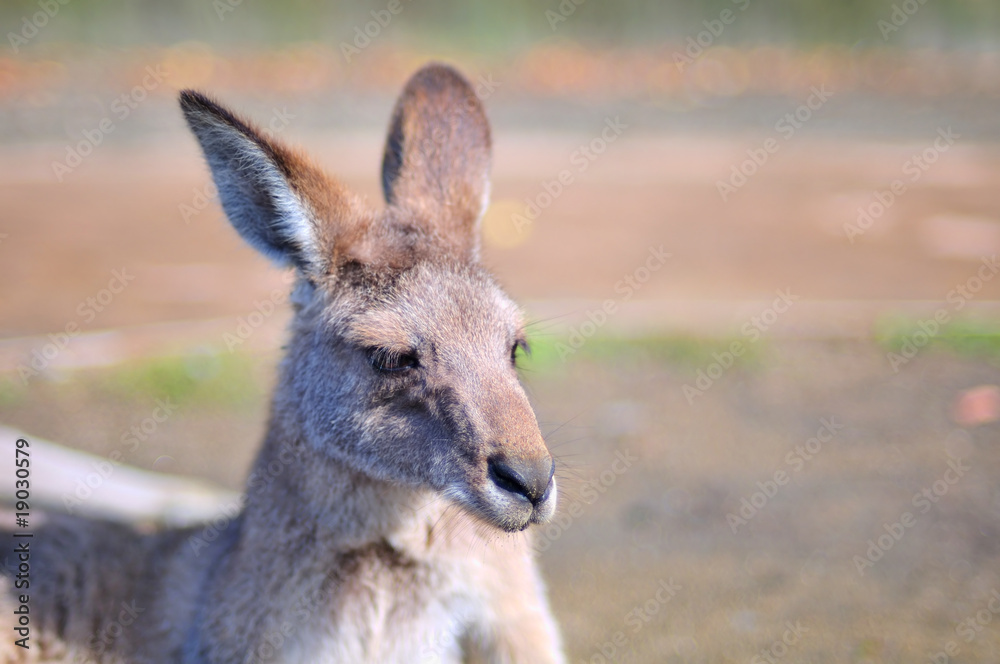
top-left (478, 425), bottom-right (558, 531)
top-left (488, 454), bottom-right (555, 506)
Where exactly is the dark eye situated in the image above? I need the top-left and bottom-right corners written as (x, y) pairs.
top-left (368, 347), bottom-right (418, 374)
top-left (511, 338), bottom-right (530, 366)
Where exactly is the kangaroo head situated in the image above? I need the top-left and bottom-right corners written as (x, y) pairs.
top-left (180, 64), bottom-right (556, 533)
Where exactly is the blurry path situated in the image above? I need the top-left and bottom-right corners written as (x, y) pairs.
top-left (2, 132), bottom-right (999, 344)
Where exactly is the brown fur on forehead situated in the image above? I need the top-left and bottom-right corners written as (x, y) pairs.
top-left (341, 261), bottom-right (522, 351)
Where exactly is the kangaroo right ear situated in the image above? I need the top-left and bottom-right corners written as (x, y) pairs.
top-left (380, 64), bottom-right (491, 260)
top-left (180, 90), bottom-right (361, 278)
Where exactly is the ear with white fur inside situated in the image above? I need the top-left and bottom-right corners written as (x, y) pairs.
top-left (179, 89), bottom-right (324, 276)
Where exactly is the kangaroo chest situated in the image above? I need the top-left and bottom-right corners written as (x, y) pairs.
top-left (266, 544), bottom-right (483, 664)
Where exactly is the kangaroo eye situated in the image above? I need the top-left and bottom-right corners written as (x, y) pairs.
top-left (368, 348), bottom-right (418, 374)
top-left (511, 339), bottom-right (530, 366)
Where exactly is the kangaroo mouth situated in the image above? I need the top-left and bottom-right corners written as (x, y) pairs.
top-left (456, 475), bottom-right (558, 533)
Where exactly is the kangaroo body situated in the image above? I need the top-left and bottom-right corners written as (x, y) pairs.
top-left (0, 65), bottom-right (565, 663)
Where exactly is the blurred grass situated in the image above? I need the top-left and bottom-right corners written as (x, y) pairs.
top-left (96, 352), bottom-right (263, 407)
top-left (874, 315), bottom-right (1000, 362)
top-left (0, 352), bottom-right (265, 412)
top-left (2, 0), bottom-right (998, 50)
top-left (521, 333), bottom-right (765, 374)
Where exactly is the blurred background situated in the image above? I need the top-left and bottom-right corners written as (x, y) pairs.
top-left (2, 1), bottom-right (1000, 661)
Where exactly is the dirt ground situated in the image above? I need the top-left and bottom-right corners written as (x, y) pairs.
top-left (3, 97), bottom-right (1000, 661)
top-left (2, 339), bottom-right (999, 662)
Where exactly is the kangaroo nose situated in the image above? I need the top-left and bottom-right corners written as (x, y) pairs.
top-left (488, 455), bottom-right (554, 506)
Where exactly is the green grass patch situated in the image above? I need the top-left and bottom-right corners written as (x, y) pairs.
top-left (93, 352), bottom-right (265, 408)
top-left (0, 375), bottom-right (26, 408)
top-left (875, 316), bottom-right (1000, 362)
top-left (521, 333), bottom-right (764, 373)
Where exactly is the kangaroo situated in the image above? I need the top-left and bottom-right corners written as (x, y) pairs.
top-left (0, 64), bottom-right (565, 663)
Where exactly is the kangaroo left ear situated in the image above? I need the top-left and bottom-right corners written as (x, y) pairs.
top-left (180, 90), bottom-right (365, 278)
top-left (380, 64), bottom-right (492, 261)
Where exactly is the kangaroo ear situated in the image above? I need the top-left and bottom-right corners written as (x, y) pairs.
top-left (381, 64), bottom-right (491, 259)
top-left (180, 90), bottom-right (361, 278)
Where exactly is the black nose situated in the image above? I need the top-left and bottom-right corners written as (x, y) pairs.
top-left (488, 456), bottom-right (554, 506)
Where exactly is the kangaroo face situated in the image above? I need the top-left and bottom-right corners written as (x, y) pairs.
top-left (290, 261), bottom-right (555, 532)
top-left (181, 65), bottom-right (557, 533)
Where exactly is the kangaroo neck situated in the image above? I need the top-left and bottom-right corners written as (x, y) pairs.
top-left (240, 420), bottom-right (443, 556)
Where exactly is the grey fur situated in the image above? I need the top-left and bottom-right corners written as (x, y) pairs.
top-left (0, 64), bottom-right (565, 663)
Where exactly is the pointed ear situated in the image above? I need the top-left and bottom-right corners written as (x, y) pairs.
top-left (380, 64), bottom-right (491, 259)
top-left (179, 90), bottom-right (362, 278)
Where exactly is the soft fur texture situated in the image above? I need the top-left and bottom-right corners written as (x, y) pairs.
top-left (0, 64), bottom-right (565, 663)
